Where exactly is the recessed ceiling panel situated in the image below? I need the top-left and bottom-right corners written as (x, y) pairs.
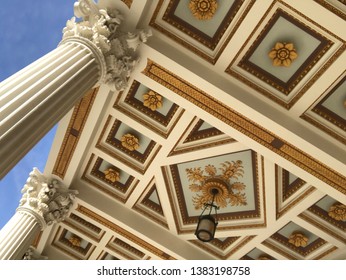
top-left (169, 117), bottom-right (235, 155)
top-left (133, 178), bottom-right (169, 228)
top-left (314, 0), bottom-right (346, 20)
top-left (52, 227), bottom-right (96, 260)
top-left (299, 196), bottom-right (346, 243)
top-left (190, 236), bottom-right (255, 259)
top-left (150, 0), bottom-right (255, 63)
top-left (114, 80), bottom-right (184, 138)
top-left (301, 73), bottom-right (346, 144)
top-left (262, 221), bottom-right (337, 259)
top-left (96, 116), bottom-right (161, 174)
top-left (275, 165), bottom-right (315, 219)
top-left (163, 149), bottom-right (265, 234)
top-left (242, 247), bottom-right (276, 260)
top-left (225, 2), bottom-right (344, 108)
top-left (82, 154), bottom-right (139, 203)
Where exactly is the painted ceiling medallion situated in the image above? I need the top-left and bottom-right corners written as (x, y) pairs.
top-left (69, 235), bottom-right (82, 247)
top-left (104, 168), bottom-right (120, 183)
top-left (143, 90), bottom-right (163, 111)
top-left (189, 0), bottom-right (218, 21)
top-left (268, 42), bottom-right (298, 67)
top-left (257, 255), bottom-right (271, 260)
top-left (121, 133), bottom-right (140, 151)
top-left (288, 231), bottom-right (308, 247)
top-left (186, 161), bottom-right (247, 210)
top-left (328, 203), bottom-right (346, 221)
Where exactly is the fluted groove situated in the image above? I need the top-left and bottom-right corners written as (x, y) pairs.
top-left (0, 211), bottom-right (41, 260)
top-left (0, 41), bottom-right (101, 178)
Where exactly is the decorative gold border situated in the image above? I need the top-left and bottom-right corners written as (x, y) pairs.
top-left (142, 59), bottom-right (346, 194)
top-left (51, 226), bottom-right (96, 260)
top-left (308, 203), bottom-right (345, 230)
top-left (282, 169), bottom-right (307, 200)
top-left (276, 186), bottom-right (316, 220)
top-left (141, 186), bottom-right (164, 215)
top-left (241, 248), bottom-right (276, 260)
top-left (91, 156), bottom-right (134, 192)
top-left (314, 0), bottom-right (346, 20)
top-left (162, 0), bottom-right (244, 50)
top-left (170, 150), bottom-right (261, 224)
top-left (313, 246), bottom-right (338, 260)
top-left (96, 115), bottom-right (162, 174)
top-left (190, 236), bottom-right (255, 260)
top-left (114, 80), bottom-right (183, 139)
top-left (63, 213), bottom-right (104, 242)
top-left (53, 88), bottom-right (98, 178)
top-left (262, 240), bottom-right (298, 259)
top-left (121, 0), bottom-right (133, 9)
top-left (275, 165), bottom-right (307, 203)
top-left (185, 119), bottom-right (226, 142)
top-left (82, 154), bottom-right (138, 203)
top-left (107, 237), bottom-right (145, 259)
top-left (237, 9), bottom-right (333, 95)
top-left (301, 73), bottom-right (346, 144)
top-left (133, 179), bottom-right (169, 229)
top-left (225, 1), bottom-right (345, 109)
top-left (312, 75), bottom-right (346, 129)
top-left (98, 251), bottom-right (119, 260)
top-left (163, 150), bottom-right (266, 234)
top-left (77, 205), bottom-right (176, 260)
top-left (150, 0), bottom-right (256, 64)
top-left (299, 212), bottom-right (346, 243)
top-left (169, 117), bottom-right (236, 156)
top-left (106, 119), bottom-right (156, 164)
top-left (271, 232), bottom-right (327, 257)
top-left (301, 114), bottom-right (346, 145)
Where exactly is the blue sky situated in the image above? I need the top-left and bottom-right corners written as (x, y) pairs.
top-left (0, 0), bottom-right (76, 229)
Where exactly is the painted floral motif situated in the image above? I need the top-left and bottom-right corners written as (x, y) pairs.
top-left (121, 133), bottom-right (140, 151)
top-left (186, 160), bottom-right (247, 210)
top-left (104, 168), bottom-right (120, 183)
top-left (143, 90), bottom-right (163, 111)
top-left (189, 0), bottom-right (218, 20)
top-left (69, 235), bottom-right (82, 247)
top-left (268, 42), bottom-right (298, 67)
top-left (288, 231), bottom-right (308, 247)
top-left (328, 203), bottom-right (346, 221)
top-left (258, 255), bottom-right (271, 260)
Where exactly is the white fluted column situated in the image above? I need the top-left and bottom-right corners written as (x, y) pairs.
top-left (0, 168), bottom-right (77, 260)
top-left (0, 41), bottom-right (100, 179)
top-left (0, 0), bottom-right (151, 178)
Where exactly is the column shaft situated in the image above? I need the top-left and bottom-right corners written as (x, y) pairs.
top-left (0, 211), bottom-right (41, 260)
top-left (0, 41), bottom-right (100, 178)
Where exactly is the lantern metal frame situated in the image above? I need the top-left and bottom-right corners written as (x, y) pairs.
top-left (194, 188), bottom-right (220, 242)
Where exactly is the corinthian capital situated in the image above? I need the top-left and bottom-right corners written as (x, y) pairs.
top-left (62, 0), bottom-right (152, 91)
top-left (18, 168), bottom-right (78, 228)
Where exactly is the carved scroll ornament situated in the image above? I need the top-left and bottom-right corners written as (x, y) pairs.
top-left (62, 0), bottom-right (152, 91)
top-left (18, 168), bottom-right (78, 227)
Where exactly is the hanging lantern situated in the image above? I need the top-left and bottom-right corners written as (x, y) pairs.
top-left (195, 188), bottom-right (219, 242)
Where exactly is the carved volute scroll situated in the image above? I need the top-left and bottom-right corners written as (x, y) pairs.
top-left (17, 168), bottom-right (78, 229)
top-left (61, 0), bottom-right (152, 91)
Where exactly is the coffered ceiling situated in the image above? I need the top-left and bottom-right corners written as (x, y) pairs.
top-left (36, 0), bottom-right (345, 260)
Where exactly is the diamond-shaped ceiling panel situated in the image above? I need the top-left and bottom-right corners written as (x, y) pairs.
top-left (163, 149), bottom-right (265, 234)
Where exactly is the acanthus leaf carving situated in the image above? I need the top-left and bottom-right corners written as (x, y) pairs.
top-left (62, 0), bottom-right (152, 91)
top-left (18, 168), bottom-right (78, 227)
